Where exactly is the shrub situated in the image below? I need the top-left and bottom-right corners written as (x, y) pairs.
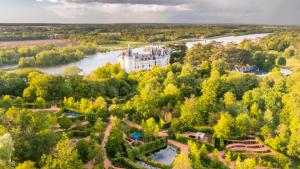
top-left (112, 157), bottom-right (146, 169)
top-left (277, 56), bottom-right (286, 66)
top-left (76, 140), bottom-right (90, 163)
top-left (58, 116), bottom-right (72, 129)
top-left (71, 130), bottom-right (90, 138)
top-left (35, 97), bottom-right (46, 109)
top-left (133, 138), bottom-right (167, 155)
top-left (138, 156), bottom-right (171, 169)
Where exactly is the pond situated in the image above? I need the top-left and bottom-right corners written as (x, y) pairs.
top-left (63, 110), bottom-right (82, 117)
top-left (0, 33), bottom-right (270, 74)
top-left (150, 145), bottom-right (178, 166)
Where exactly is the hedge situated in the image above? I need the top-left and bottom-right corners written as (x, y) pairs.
top-left (68, 130), bottom-right (90, 138)
top-left (112, 157), bottom-right (147, 169)
top-left (138, 156), bottom-right (171, 169)
top-left (126, 138), bottom-right (168, 161)
top-left (179, 126), bottom-right (215, 134)
top-left (175, 134), bottom-right (214, 151)
top-left (136, 138), bottom-right (167, 155)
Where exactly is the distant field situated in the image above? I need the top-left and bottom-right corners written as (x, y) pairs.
top-left (98, 41), bottom-right (147, 51)
top-left (0, 39), bottom-right (79, 48)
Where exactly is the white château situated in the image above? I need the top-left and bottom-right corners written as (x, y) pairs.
top-left (118, 45), bottom-right (171, 72)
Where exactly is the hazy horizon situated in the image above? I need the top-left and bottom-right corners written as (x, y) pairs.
top-left (0, 0), bottom-right (299, 25)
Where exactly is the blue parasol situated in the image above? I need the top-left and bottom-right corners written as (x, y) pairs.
top-left (130, 132), bottom-right (142, 140)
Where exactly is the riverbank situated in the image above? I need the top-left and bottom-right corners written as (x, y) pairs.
top-left (0, 33), bottom-right (272, 74)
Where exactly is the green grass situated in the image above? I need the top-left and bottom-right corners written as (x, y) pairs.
top-left (98, 41), bottom-right (148, 51)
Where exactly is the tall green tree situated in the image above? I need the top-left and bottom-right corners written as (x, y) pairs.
top-left (172, 153), bottom-right (192, 169)
top-left (214, 112), bottom-right (234, 139)
top-left (41, 134), bottom-right (84, 169)
top-left (0, 133), bottom-right (14, 167)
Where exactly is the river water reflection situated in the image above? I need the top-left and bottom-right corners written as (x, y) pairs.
top-left (0, 33), bottom-right (270, 75)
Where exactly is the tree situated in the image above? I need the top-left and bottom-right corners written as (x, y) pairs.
top-left (41, 134), bottom-right (84, 169)
top-left (14, 97), bottom-right (24, 108)
top-left (172, 153), bottom-right (192, 169)
top-left (224, 92), bottom-right (236, 106)
top-left (266, 124), bottom-right (289, 151)
top-left (222, 48), bottom-right (254, 68)
top-left (277, 56), bottom-right (286, 66)
top-left (76, 140), bottom-right (90, 163)
top-left (185, 43), bottom-right (223, 66)
top-left (4, 108), bottom-right (58, 163)
top-left (188, 141), bottom-right (202, 169)
top-left (214, 112), bottom-right (234, 139)
top-left (225, 151), bottom-right (231, 166)
top-left (235, 113), bottom-right (252, 137)
top-left (141, 118), bottom-right (160, 138)
top-left (0, 133), bottom-right (14, 167)
top-left (35, 97), bottom-right (46, 109)
top-left (200, 144), bottom-right (208, 157)
top-left (164, 71), bottom-right (176, 87)
top-left (236, 158), bottom-right (256, 169)
top-left (88, 143), bottom-right (104, 168)
top-left (16, 161), bottom-right (37, 169)
top-left (92, 118), bottom-right (107, 133)
top-left (105, 124), bottom-right (125, 158)
top-left (163, 84), bottom-right (181, 105)
top-left (180, 96), bottom-right (204, 127)
top-left (199, 68), bottom-right (221, 112)
top-left (63, 66), bottom-right (82, 76)
top-left (1, 95), bottom-right (12, 109)
top-left (58, 116), bottom-right (72, 129)
top-left (284, 46), bottom-right (296, 57)
top-left (288, 118), bottom-right (300, 158)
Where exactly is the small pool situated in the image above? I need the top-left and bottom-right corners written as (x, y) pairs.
top-left (64, 110), bottom-right (82, 117)
top-left (150, 145), bottom-right (178, 165)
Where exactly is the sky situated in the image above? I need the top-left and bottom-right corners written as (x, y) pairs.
top-left (0, 0), bottom-right (299, 24)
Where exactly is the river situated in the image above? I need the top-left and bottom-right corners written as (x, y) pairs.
top-left (0, 33), bottom-right (270, 75)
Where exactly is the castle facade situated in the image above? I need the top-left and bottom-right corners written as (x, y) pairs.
top-left (118, 45), bottom-right (171, 73)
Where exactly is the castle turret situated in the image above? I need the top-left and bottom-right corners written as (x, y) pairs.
top-left (127, 44), bottom-right (132, 56)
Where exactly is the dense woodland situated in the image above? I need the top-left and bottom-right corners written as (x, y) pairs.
top-left (0, 25), bottom-right (300, 169)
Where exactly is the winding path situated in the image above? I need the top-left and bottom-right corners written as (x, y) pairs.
top-left (101, 116), bottom-right (125, 169)
top-left (29, 106), bottom-right (60, 112)
top-left (102, 116), bottom-right (114, 169)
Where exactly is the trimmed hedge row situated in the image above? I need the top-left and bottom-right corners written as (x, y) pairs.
top-left (126, 138), bottom-right (167, 161)
top-left (67, 130), bottom-right (90, 138)
top-left (112, 157), bottom-right (147, 169)
top-left (179, 126), bottom-right (215, 134)
top-left (130, 138), bottom-right (167, 157)
top-left (175, 134), bottom-right (214, 151)
top-left (138, 156), bottom-right (171, 169)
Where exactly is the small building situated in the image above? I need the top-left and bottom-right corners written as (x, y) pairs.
top-left (196, 132), bottom-right (205, 140)
top-left (182, 132), bottom-right (212, 143)
top-left (118, 45), bottom-right (171, 73)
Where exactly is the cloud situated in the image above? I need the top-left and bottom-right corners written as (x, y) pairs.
top-left (38, 0), bottom-right (192, 5)
top-left (32, 0), bottom-right (300, 24)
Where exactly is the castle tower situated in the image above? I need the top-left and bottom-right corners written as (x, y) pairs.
top-left (127, 44), bottom-right (132, 56)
